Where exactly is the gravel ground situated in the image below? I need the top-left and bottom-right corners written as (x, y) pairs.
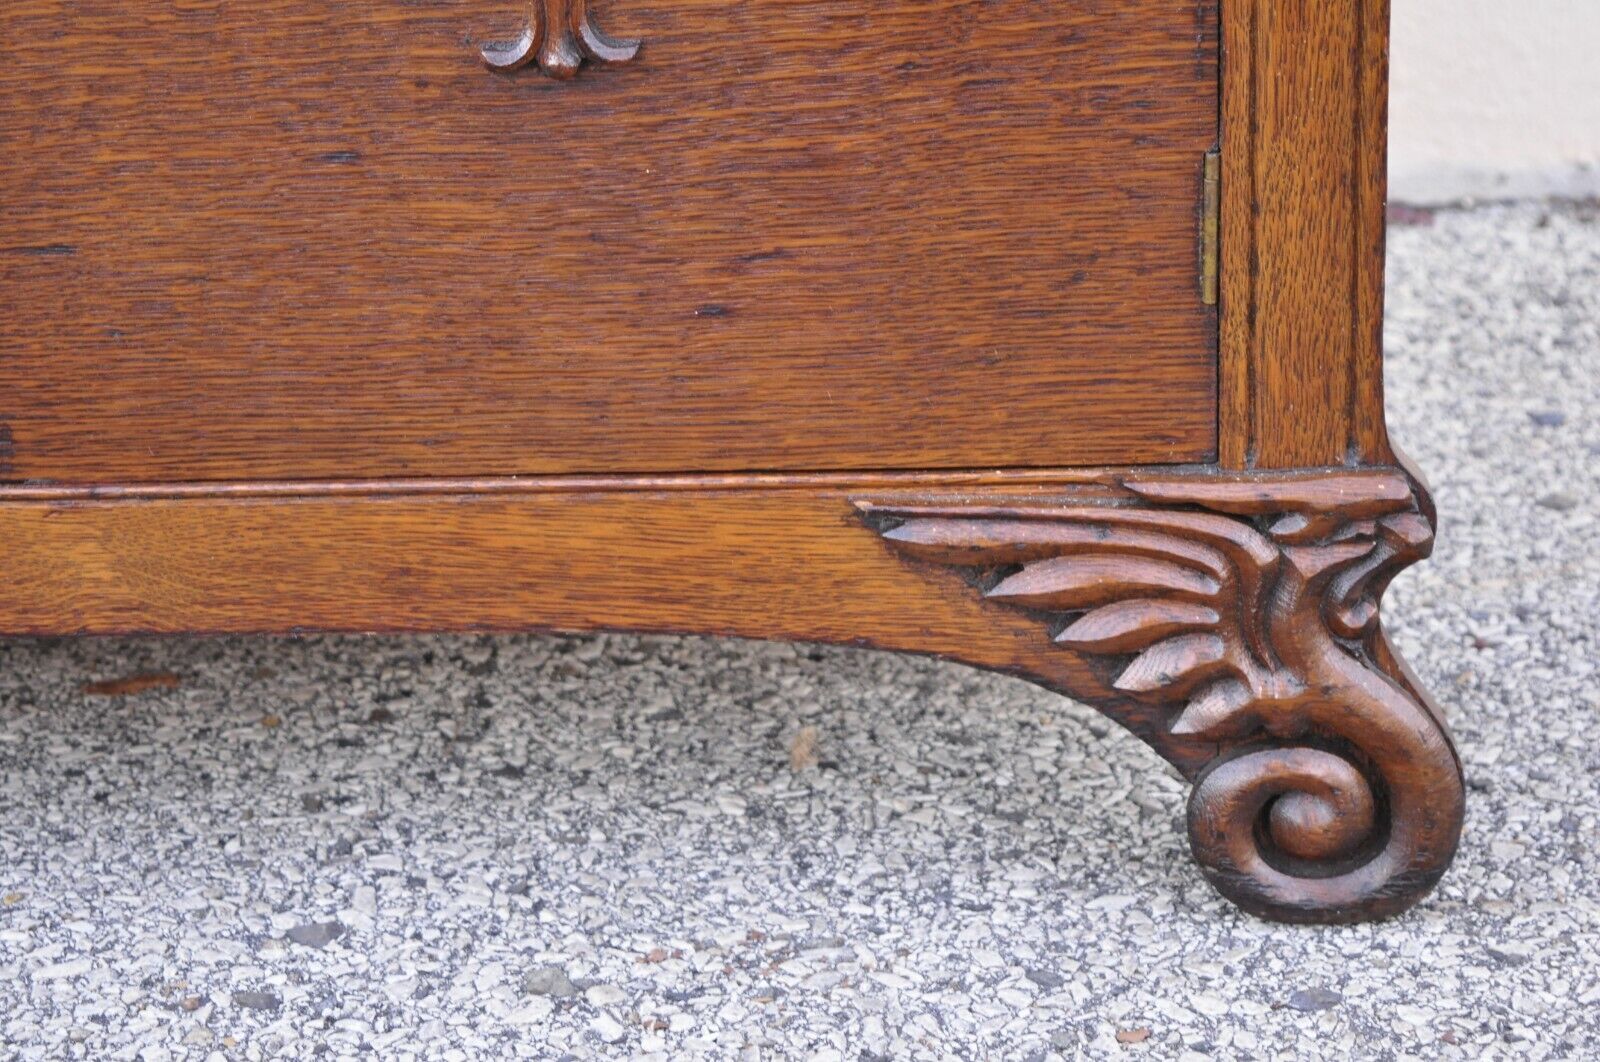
top-left (2, 202), bottom-right (1598, 1059)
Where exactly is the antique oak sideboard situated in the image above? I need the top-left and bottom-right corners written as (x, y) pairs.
top-left (0, 0), bottom-right (1463, 923)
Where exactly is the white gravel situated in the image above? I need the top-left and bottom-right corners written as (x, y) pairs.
top-left (2, 202), bottom-right (1598, 1058)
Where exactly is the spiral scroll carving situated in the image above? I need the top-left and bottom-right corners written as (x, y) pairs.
top-left (860, 469), bottom-right (1465, 923)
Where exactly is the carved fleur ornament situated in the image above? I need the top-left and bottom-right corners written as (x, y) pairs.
top-left (480, 0), bottom-right (641, 79)
top-left (859, 470), bottom-right (1464, 923)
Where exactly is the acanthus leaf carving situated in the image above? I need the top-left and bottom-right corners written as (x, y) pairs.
top-left (858, 469), bottom-right (1464, 923)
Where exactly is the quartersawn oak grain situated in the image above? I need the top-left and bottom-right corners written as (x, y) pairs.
top-left (1, 0), bottom-right (1219, 484)
top-left (0, 480), bottom-right (1179, 774)
top-left (0, 0), bottom-right (1463, 925)
top-left (1218, 0), bottom-right (1394, 469)
top-left (0, 465), bottom-right (1464, 922)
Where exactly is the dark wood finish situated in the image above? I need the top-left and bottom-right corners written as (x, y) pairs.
top-left (1219, 0), bottom-right (1394, 469)
top-left (0, 0), bottom-right (1464, 923)
top-left (0, 0), bottom-right (1217, 484)
top-left (864, 468), bottom-right (1461, 922)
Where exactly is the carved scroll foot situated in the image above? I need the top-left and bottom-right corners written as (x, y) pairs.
top-left (860, 468), bottom-right (1464, 924)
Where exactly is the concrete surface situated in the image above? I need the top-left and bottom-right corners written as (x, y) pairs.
top-left (2, 202), bottom-right (1598, 1058)
top-left (1390, 0), bottom-right (1600, 202)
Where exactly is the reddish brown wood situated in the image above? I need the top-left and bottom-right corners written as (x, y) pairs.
top-left (0, 0), bottom-right (1462, 923)
top-left (0, 480), bottom-right (1128, 682)
top-left (1219, 0), bottom-right (1395, 469)
top-left (0, 467), bottom-right (1463, 922)
top-left (864, 467), bottom-right (1462, 922)
top-left (0, 468), bottom-right (1125, 503)
top-left (0, 0), bottom-right (1217, 484)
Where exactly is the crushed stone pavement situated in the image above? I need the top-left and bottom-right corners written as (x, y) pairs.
top-left (2, 201), bottom-right (1598, 1059)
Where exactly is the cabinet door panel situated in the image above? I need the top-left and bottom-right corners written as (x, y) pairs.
top-left (1, 0), bottom-right (1218, 482)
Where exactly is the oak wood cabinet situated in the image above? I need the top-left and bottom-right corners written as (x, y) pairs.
top-left (0, 0), bottom-right (1463, 923)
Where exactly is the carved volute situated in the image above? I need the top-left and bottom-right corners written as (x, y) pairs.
top-left (861, 469), bottom-right (1464, 923)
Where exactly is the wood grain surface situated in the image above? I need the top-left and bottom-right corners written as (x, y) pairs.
top-left (0, 483), bottom-right (1168, 771)
top-left (1, 0), bottom-right (1219, 484)
top-left (0, 1), bottom-right (1456, 927)
top-left (0, 474), bottom-right (1212, 784)
top-left (1218, 0), bottom-right (1394, 469)
top-left (0, 464), bottom-right (1464, 923)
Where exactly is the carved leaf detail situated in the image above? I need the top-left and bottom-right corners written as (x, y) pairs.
top-left (880, 518), bottom-right (1093, 566)
top-left (988, 556), bottom-right (1219, 612)
top-left (861, 472), bottom-right (1464, 925)
top-left (863, 472), bottom-right (1434, 745)
top-left (1170, 679), bottom-right (1254, 737)
top-left (1114, 633), bottom-right (1229, 694)
top-left (868, 504), bottom-right (1263, 734)
top-left (1057, 600), bottom-right (1221, 653)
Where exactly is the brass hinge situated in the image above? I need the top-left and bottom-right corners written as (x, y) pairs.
top-left (1200, 148), bottom-right (1221, 306)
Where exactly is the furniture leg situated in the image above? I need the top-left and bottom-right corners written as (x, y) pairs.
top-left (861, 465), bottom-right (1464, 923)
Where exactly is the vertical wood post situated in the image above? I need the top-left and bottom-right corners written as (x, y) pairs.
top-left (1220, 0), bottom-right (1394, 469)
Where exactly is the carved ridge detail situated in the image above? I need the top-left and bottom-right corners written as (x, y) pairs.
top-left (858, 469), bottom-right (1464, 923)
top-left (480, 0), bottom-right (641, 80)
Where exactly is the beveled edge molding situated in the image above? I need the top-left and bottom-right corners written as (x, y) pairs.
top-left (858, 466), bottom-right (1463, 923)
top-left (480, 0), bottom-right (640, 79)
top-left (0, 468), bottom-right (1131, 503)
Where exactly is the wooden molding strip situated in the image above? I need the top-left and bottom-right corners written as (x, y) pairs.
top-left (0, 467), bottom-right (1165, 503)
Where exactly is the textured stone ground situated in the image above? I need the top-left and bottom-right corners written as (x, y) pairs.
top-left (2, 203), bottom-right (1597, 1059)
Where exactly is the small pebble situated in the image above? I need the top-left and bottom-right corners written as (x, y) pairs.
top-left (1537, 491), bottom-right (1580, 512)
top-left (231, 991), bottom-right (281, 1013)
top-left (524, 967), bottom-right (579, 999)
top-left (1287, 988), bottom-right (1343, 1012)
top-left (286, 922), bottom-right (345, 949)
